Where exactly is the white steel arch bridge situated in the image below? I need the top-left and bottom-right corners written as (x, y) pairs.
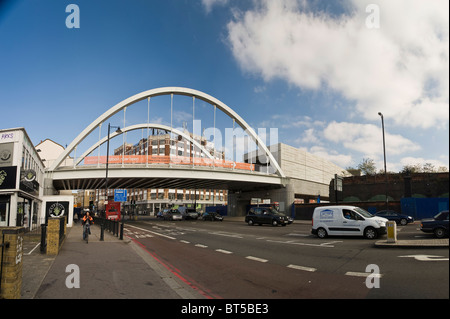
top-left (47, 87), bottom-right (288, 192)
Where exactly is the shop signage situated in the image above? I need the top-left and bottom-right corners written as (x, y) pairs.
top-left (0, 142), bottom-right (14, 167)
top-left (0, 132), bottom-right (15, 141)
top-left (0, 166), bottom-right (17, 190)
top-left (20, 169), bottom-right (39, 196)
top-left (46, 201), bottom-right (69, 219)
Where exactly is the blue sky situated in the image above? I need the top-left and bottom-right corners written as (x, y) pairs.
top-left (0, 0), bottom-right (448, 172)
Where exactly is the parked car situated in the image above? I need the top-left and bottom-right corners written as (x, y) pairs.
top-left (245, 207), bottom-right (289, 227)
top-left (420, 210), bottom-right (449, 238)
top-left (178, 207), bottom-right (199, 220)
top-left (164, 209), bottom-right (183, 221)
top-left (286, 215), bottom-right (294, 224)
top-left (374, 210), bottom-right (414, 225)
top-left (202, 212), bottom-right (223, 221)
top-left (157, 208), bottom-right (171, 219)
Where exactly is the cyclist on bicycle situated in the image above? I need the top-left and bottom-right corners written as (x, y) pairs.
top-left (82, 212), bottom-right (94, 240)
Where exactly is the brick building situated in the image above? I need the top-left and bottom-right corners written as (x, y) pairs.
top-left (330, 172), bottom-right (449, 202)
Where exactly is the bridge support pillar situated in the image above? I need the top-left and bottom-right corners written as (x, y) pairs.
top-left (228, 181), bottom-right (294, 217)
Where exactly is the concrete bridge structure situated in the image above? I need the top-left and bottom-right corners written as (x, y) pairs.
top-left (45, 87), bottom-right (347, 216)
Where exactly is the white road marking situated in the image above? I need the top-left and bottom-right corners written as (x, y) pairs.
top-left (209, 231), bottom-right (243, 239)
top-left (135, 234), bottom-right (154, 238)
top-left (126, 224), bottom-right (176, 240)
top-left (216, 249), bottom-right (233, 254)
top-left (287, 264), bottom-right (317, 272)
top-left (399, 255), bottom-right (449, 262)
top-left (246, 256), bottom-right (268, 263)
top-left (285, 233), bottom-right (310, 237)
top-left (180, 240), bottom-right (190, 244)
top-left (345, 271), bottom-right (383, 278)
top-left (25, 243), bottom-right (41, 255)
top-left (267, 239), bottom-right (341, 248)
top-left (195, 244), bottom-right (208, 248)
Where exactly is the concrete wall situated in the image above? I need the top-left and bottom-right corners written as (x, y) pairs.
top-left (275, 143), bottom-right (347, 185)
top-left (233, 143), bottom-right (349, 216)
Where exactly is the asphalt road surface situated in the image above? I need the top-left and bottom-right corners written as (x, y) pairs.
top-left (123, 218), bottom-right (449, 299)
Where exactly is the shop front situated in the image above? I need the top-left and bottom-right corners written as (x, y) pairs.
top-left (0, 128), bottom-right (45, 230)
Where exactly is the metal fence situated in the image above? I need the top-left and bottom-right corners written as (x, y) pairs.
top-left (93, 217), bottom-right (124, 240)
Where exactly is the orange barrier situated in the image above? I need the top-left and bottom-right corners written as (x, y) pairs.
top-left (83, 155), bottom-right (255, 171)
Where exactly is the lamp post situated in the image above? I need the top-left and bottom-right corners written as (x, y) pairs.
top-left (378, 112), bottom-right (388, 211)
top-left (104, 124), bottom-right (122, 214)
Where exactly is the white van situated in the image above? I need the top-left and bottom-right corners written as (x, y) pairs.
top-left (311, 206), bottom-right (388, 239)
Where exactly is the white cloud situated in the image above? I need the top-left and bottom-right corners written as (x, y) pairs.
top-left (322, 121), bottom-right (420, 158)
top-left (309, 145), bottom-right (353, 169)
top-left (300, 128), bottom-right (320, 144)
top-left (202, 0), bottom-right (229, 13)
top-left (226, 0), bottom-right (449, 129)
top-left (253, 85), bottom-right (266, 93)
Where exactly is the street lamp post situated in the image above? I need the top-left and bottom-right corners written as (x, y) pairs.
top-left (378, 112), bottom-right (388, 211)
top-left (104, 123), bottom-right (122, 215)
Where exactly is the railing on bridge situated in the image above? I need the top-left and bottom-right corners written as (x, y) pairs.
top-left (83, 155), bottom-right (255, 171)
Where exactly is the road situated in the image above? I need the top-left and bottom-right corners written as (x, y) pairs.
top-left (123, 217), bottom-right (449, 299)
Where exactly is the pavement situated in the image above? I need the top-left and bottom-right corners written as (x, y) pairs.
top-left (21, 220), bottom-right (207, 299)
top-left (20, 217), bottom-right (448, 299)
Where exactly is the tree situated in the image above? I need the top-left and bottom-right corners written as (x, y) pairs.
top-left (401, 163), bottom-right (448, 174)
top-left (357, 158), bottom-right (377, 175)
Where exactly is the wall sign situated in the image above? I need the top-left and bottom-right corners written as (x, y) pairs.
top-left (46, 201), bottom-right (69, 219)
top-left (0, 166), bottom-right (17, 190)
top-left (20, 169), bottom-right (39, 196)
top-left (0, 142), bottom-right (14, 167)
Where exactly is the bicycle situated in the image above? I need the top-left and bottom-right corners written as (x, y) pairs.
top-left (83, 224), bottom-right (90, 243)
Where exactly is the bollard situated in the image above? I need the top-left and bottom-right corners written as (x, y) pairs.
top-left (40, 224), bottom-right (47, 253)
top-left (386, 221), bottom-right (397, 243)
top-left (120, 223), bottom-right (124, 240)
top-left (100, 223), bottom-right (104, 241)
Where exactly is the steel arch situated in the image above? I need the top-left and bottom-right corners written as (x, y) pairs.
top-left (75, 123), bottom-right (214, 166)
top-left (49, 87), bottom-right (285, 177)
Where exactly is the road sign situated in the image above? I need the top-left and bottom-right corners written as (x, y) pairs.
top-left (114, 189), bottom-right (127, 202)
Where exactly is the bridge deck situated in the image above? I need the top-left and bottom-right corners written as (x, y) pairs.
top-left (50, 164), bottom-right (286, 191)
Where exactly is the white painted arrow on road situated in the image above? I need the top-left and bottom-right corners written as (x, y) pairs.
top-left (399, 255), bottom-right (449, 261)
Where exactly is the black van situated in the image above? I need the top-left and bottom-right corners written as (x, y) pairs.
top-left (245, 207), bottom-right (289, 227)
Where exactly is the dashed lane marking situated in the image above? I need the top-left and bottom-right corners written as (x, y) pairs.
top-left (345, 271), bottom-right (383, 278)
top-left (287, 264), bottom-right (317, 272)
top-left (246, 256), bottom-right (268, 263)
top-left (215, 249), bottom-right (233, 254)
